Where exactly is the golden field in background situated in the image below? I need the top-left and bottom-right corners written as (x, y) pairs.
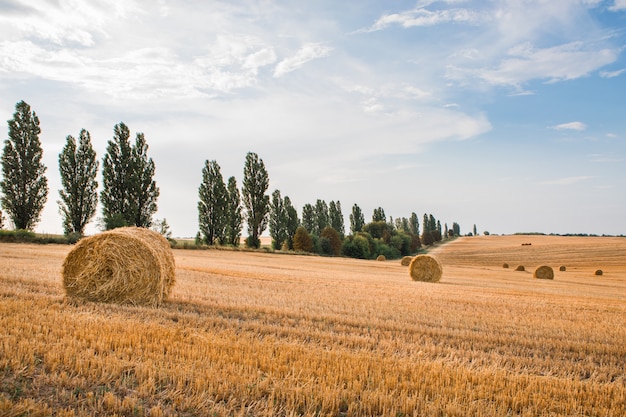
top-left (1, 235), bottom-right (625, 416)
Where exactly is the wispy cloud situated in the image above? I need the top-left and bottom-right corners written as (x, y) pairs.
top-left (273, 43), bottom-right (332, 78)
top-left (552, 121), bottom-right (587, 131)
top-left (447, 42), bottom-right (617, 88)
top-left (540, 176), bottom-right (595, 186)
top-left (366, 7), bottom-right (480, 32)
top-left (600, 68), bottom-right (626, 78)
top-left (609, 0), bottom-right (626, 11)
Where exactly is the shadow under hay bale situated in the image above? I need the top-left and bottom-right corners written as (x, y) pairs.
top-left (515, 265), bottom-right (525, 271)
top-left (595, 269), bottom-right (603, 276)
top-left (409, 254), bottom-right (443, 282)
top-left (62, 227), bottom-right (176, 307)
top-left (559, 266), bottom-right (566, 272)
top-left (534, 265), bottom-right (554, 280)
top-left (502, 263), bottom-right (509, 269)
top-left (376, 255), bottom-right (386, 261)
top-left (400, 256), bottom-right (412, 266)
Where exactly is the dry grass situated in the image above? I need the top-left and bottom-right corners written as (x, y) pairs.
top-left (62, 227), bottom-right (175, 306)
top-left (400, 256), bottom-right (412, 266)
top-left (1, 235), bottom-right (626, 416)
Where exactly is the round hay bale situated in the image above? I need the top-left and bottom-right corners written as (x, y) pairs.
top-left (502, 263), bottom-right (509, 269)
top-left (409, 255), bottom-right (443, 283)
top-left (376, 255), bottom-right (386, 262)
top-left (534, 265), bottom-right (554, 280)
top-left (595, 269), bottom-right (603, 276)
top-left (559, 266), bottom-right (566, 272)
top-left (515, 265), bottom-right (525, 271)
top-left (62, 227), bottom-right (176, 307)
top-left (400, 256), bottom-right (413, 266)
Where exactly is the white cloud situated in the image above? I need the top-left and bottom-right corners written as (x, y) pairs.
top-left (368, 7), bottom-right (480, 31)
top-left (448, 42), bottom-right (617, 87)
top-left (600, 68), bottom-right (626, 78)
top-left (273, 43), bottom-right (332, 78)
top-left (552, 121), bottom-right (587, 131)
top-left (609, 0), bottom-right (626, 11)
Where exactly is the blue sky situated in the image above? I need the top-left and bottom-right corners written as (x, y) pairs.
top-left (0, 0), bottom-right (625, 237)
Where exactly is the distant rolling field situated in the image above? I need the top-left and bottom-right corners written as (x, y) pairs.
top-left (1, 235), bottom-right (625, 416)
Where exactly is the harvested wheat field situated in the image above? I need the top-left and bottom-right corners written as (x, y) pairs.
top-left (1, 235), bottom-right (625, 416)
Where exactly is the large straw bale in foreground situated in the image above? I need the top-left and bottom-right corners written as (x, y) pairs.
top-left (62, 227), bottom-right (175, 307)
top-left (534, 265), bottom-right (554, 280)
top-left (409, 254), bottom-right (443, 282)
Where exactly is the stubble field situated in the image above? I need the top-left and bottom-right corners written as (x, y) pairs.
top-left (1, 235), bottom-right (625, 416)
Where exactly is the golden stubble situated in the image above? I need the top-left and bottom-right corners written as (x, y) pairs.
top-left (1, 235), bottom-right (625, 416)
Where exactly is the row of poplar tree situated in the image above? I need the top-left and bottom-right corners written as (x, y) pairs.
top-left (0, 100), bottom-right (461, 258)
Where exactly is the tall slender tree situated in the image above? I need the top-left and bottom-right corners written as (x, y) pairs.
top-left (225, 176), bottom-right (242, 246)
top-left (372, 207), bottom-right (386, 222)
top-left (328, 200), bottom-right (344, 237)
top-left (350, 203), bottom-right (365, 234)
top-left (242, 152), bottom-right (269, 248)
top-left (269, 189), bottom-right (287, 250)
top-left (131, 133), bottom-right (159, 228)
top-left (301, 203), bottom-right (315, 234)
top-left (284, 196), bottom-right (299, 249)
top-left (198, 160), bottom-right (227, 245)
top-left (101, 123), bottom-right (159, 229)
top-left (58, 129), bottom-right (99, 236)
top-left (1, 100), bottom-right (48, 231)
top-left (409, 212), bottom-right (419, 236)
top-left (314, 199), bottom-right (329, 236)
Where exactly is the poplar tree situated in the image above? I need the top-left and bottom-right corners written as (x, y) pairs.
top-left (301, 203), bottom-right (315, 234)
top-left (242, 152), bottom-right (269, 248)
top-left (284, 196), bottom-right (299, 249)
top-left (1, 101), bottom-right (48, 231)
top-left (132, 133), bottom-right (159, 228)
top-left (198, 160), bottom-right (227, 245)
top-left (101, 123), bottom-right (159, 229)
top-left (269, 189), bottom-right (287, 250)
top-left (314, 199), bottom-right (329, 236)
top-left (328, 200), bottom-right (344, 237)
top-left (58, 129), bottom-right (99, 237)
top-left (372, 207), bottom-right (386, 222)
top-left (350, 203), bottom-right (365, 234)
top-left (225, 176), bottom-right (243, 246)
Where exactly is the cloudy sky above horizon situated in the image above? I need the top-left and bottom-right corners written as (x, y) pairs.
top-left (1, 0), bottom-right (625, 237)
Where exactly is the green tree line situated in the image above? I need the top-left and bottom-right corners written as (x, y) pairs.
top-left (0, 100), bottom-right (465, 256)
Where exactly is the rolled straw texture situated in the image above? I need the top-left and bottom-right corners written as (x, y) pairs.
top-left (62, 227), bottom-right (175, 307)
top-left (534, 265), bottom-right (554, 280)
top-left (409, 254), bottom-right (443, 282)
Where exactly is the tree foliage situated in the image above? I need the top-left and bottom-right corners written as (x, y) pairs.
top-left (58, 129), bottom-right (99, 236)
top-left (314, 199), bottom-right (329, 236)
top-left (328, 200), bottom-right (344, 237)
top-left (0, 101), bottom-right (48, 231)
top-left (350, 203), bottom-right (365, 234)
top-left (242, 152), bottom-right (269, 248)
top-left (101, 123), bottom-right (159, 230)
top-left (225, 176), bottom-right (243, 246)
top-left (283, 196), bottom-right (299, 250)
top-left (198, 160), bottom-right (227, 245)
top-left (372, 207), bottom-right (386, 222)
top-left (269, 189), bottom-right (287, 250)
top-left (320, 226), bottom-right (342, 256)
top-left (301, 203), bottom-right (315, 234)
top-left (292, 226), bottom-right (313, 252)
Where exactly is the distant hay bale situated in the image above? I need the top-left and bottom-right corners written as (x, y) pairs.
top-left (401, 256), bottom-right (412, 266)
top-left (595, 269), bottom-right (603, 276)
top-left (559, 266), bottom-right (566, 272)
top-left (62, 227), bottom-right (176, 307)
top-left (376, 255), bottom-right (386, 262)
top-left (502, 263), bottom-right (509, 269)
top-left (515, 265), bottom-right (525, 271)
top-left (534, 265), bottom-right (554, 280)
top-left (409, 255), bottom-right (443, 283)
